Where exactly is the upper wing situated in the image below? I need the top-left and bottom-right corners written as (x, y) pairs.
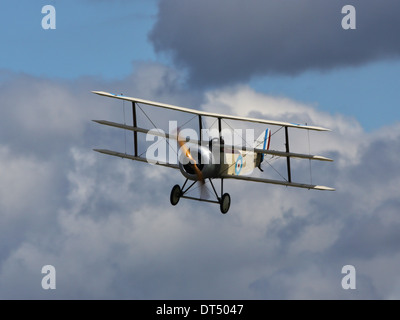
top-left (92, 91), bottom-right (330, 132)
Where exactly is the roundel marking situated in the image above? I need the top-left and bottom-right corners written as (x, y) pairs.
top-left (235, 154), bottom-right (243, 175)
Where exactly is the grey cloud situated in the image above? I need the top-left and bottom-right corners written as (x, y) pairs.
top-left (2, 69), bottom-right (400, 299)
top-left (149, 0), bottom-right (400, 86)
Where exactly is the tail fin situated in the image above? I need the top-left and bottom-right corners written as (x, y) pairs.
top-left (254, 128), bottom-right (271, 170)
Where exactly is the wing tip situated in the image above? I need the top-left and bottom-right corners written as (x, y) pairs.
top-left (92, 91), bottom-right (120, 97)
top-left (313, 185), bottom-right (336, 191)
top-left (309, 126), bottom-right (331, 132)
top-left (290, 122), bottom-right (331, 132)
top-left (314, 156), bottom-right (334, 162)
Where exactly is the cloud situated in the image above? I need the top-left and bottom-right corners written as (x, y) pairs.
top-left (165, 86), bottom-right (400, 299)
top-left (1, 67), bottom-right (400, 299)
top-left (149, 0), bottom-right (400, 86)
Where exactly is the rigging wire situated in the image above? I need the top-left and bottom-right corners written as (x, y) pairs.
top-left (136, 102), bottom-right (195, 159)
top-left (264, 158), bottom-right (288, 181)
top-left (222, 119), bottom-right (253, 149)
top-left (126, 102), bottom-right (291, 184)
top-left (179, 114), bottom-right (199, 130)
top-left (136, 103), bottom-right (205, 159)
top-left (216, 123), bottom-right (288, 181)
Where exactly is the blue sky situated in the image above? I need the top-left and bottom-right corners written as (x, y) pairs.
top-left (1, 0), bottom-right (398, 131)
top-left (251, 60), bottom-right (400, 130)
top-left (0, 1), bottom-right (158, 79)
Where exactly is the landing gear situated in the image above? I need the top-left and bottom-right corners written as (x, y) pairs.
top-left (220, 193), bottom-right (231, 214)
top-left (170, 184), bottom-right (181, 206)
top-left (170, 178), bottom-right (231, 214)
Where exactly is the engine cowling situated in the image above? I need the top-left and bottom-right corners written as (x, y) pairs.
top-left (178, 144), bottom-right (221, 181)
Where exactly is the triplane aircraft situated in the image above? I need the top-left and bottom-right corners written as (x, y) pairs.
top-left (92, 91), bottom-right (334, 214)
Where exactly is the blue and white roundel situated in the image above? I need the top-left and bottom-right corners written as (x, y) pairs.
top-left (235, 155), bottom-right (243, 175)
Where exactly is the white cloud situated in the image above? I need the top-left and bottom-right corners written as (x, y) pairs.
top-left (1, 69), bottom-right (400, 299)
top-left (0, 146), bottom-right (53, 216)
top-left (202, 85), bottom-right (364, 166)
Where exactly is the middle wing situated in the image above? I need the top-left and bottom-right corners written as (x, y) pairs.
top-left (92, 120), bottom-right (333, 162)
top-left (93, 149), bottom-right (179, 169)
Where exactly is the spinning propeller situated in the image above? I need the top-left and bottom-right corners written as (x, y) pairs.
top-left (176, 130), bottom-right (208, 198)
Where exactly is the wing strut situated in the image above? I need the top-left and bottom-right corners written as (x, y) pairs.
top-left (92, 120), bottom-right (334, 162)
top-left (285, 126), bottom-right (292, 183)
top-left (218, 117), bottom-right (224, 155)
top-left (132, 102), bottom-right (138, 157)
top-left (198, 115), bottom-right (202, 146)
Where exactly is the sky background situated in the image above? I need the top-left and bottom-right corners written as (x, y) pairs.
top-left (1, 0), bottom-right (400, 299)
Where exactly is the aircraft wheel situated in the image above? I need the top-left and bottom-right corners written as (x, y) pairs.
top-left (220, 193), bottom-right (231, 214)
top-left (170, 184), bottom-right (181, 206)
